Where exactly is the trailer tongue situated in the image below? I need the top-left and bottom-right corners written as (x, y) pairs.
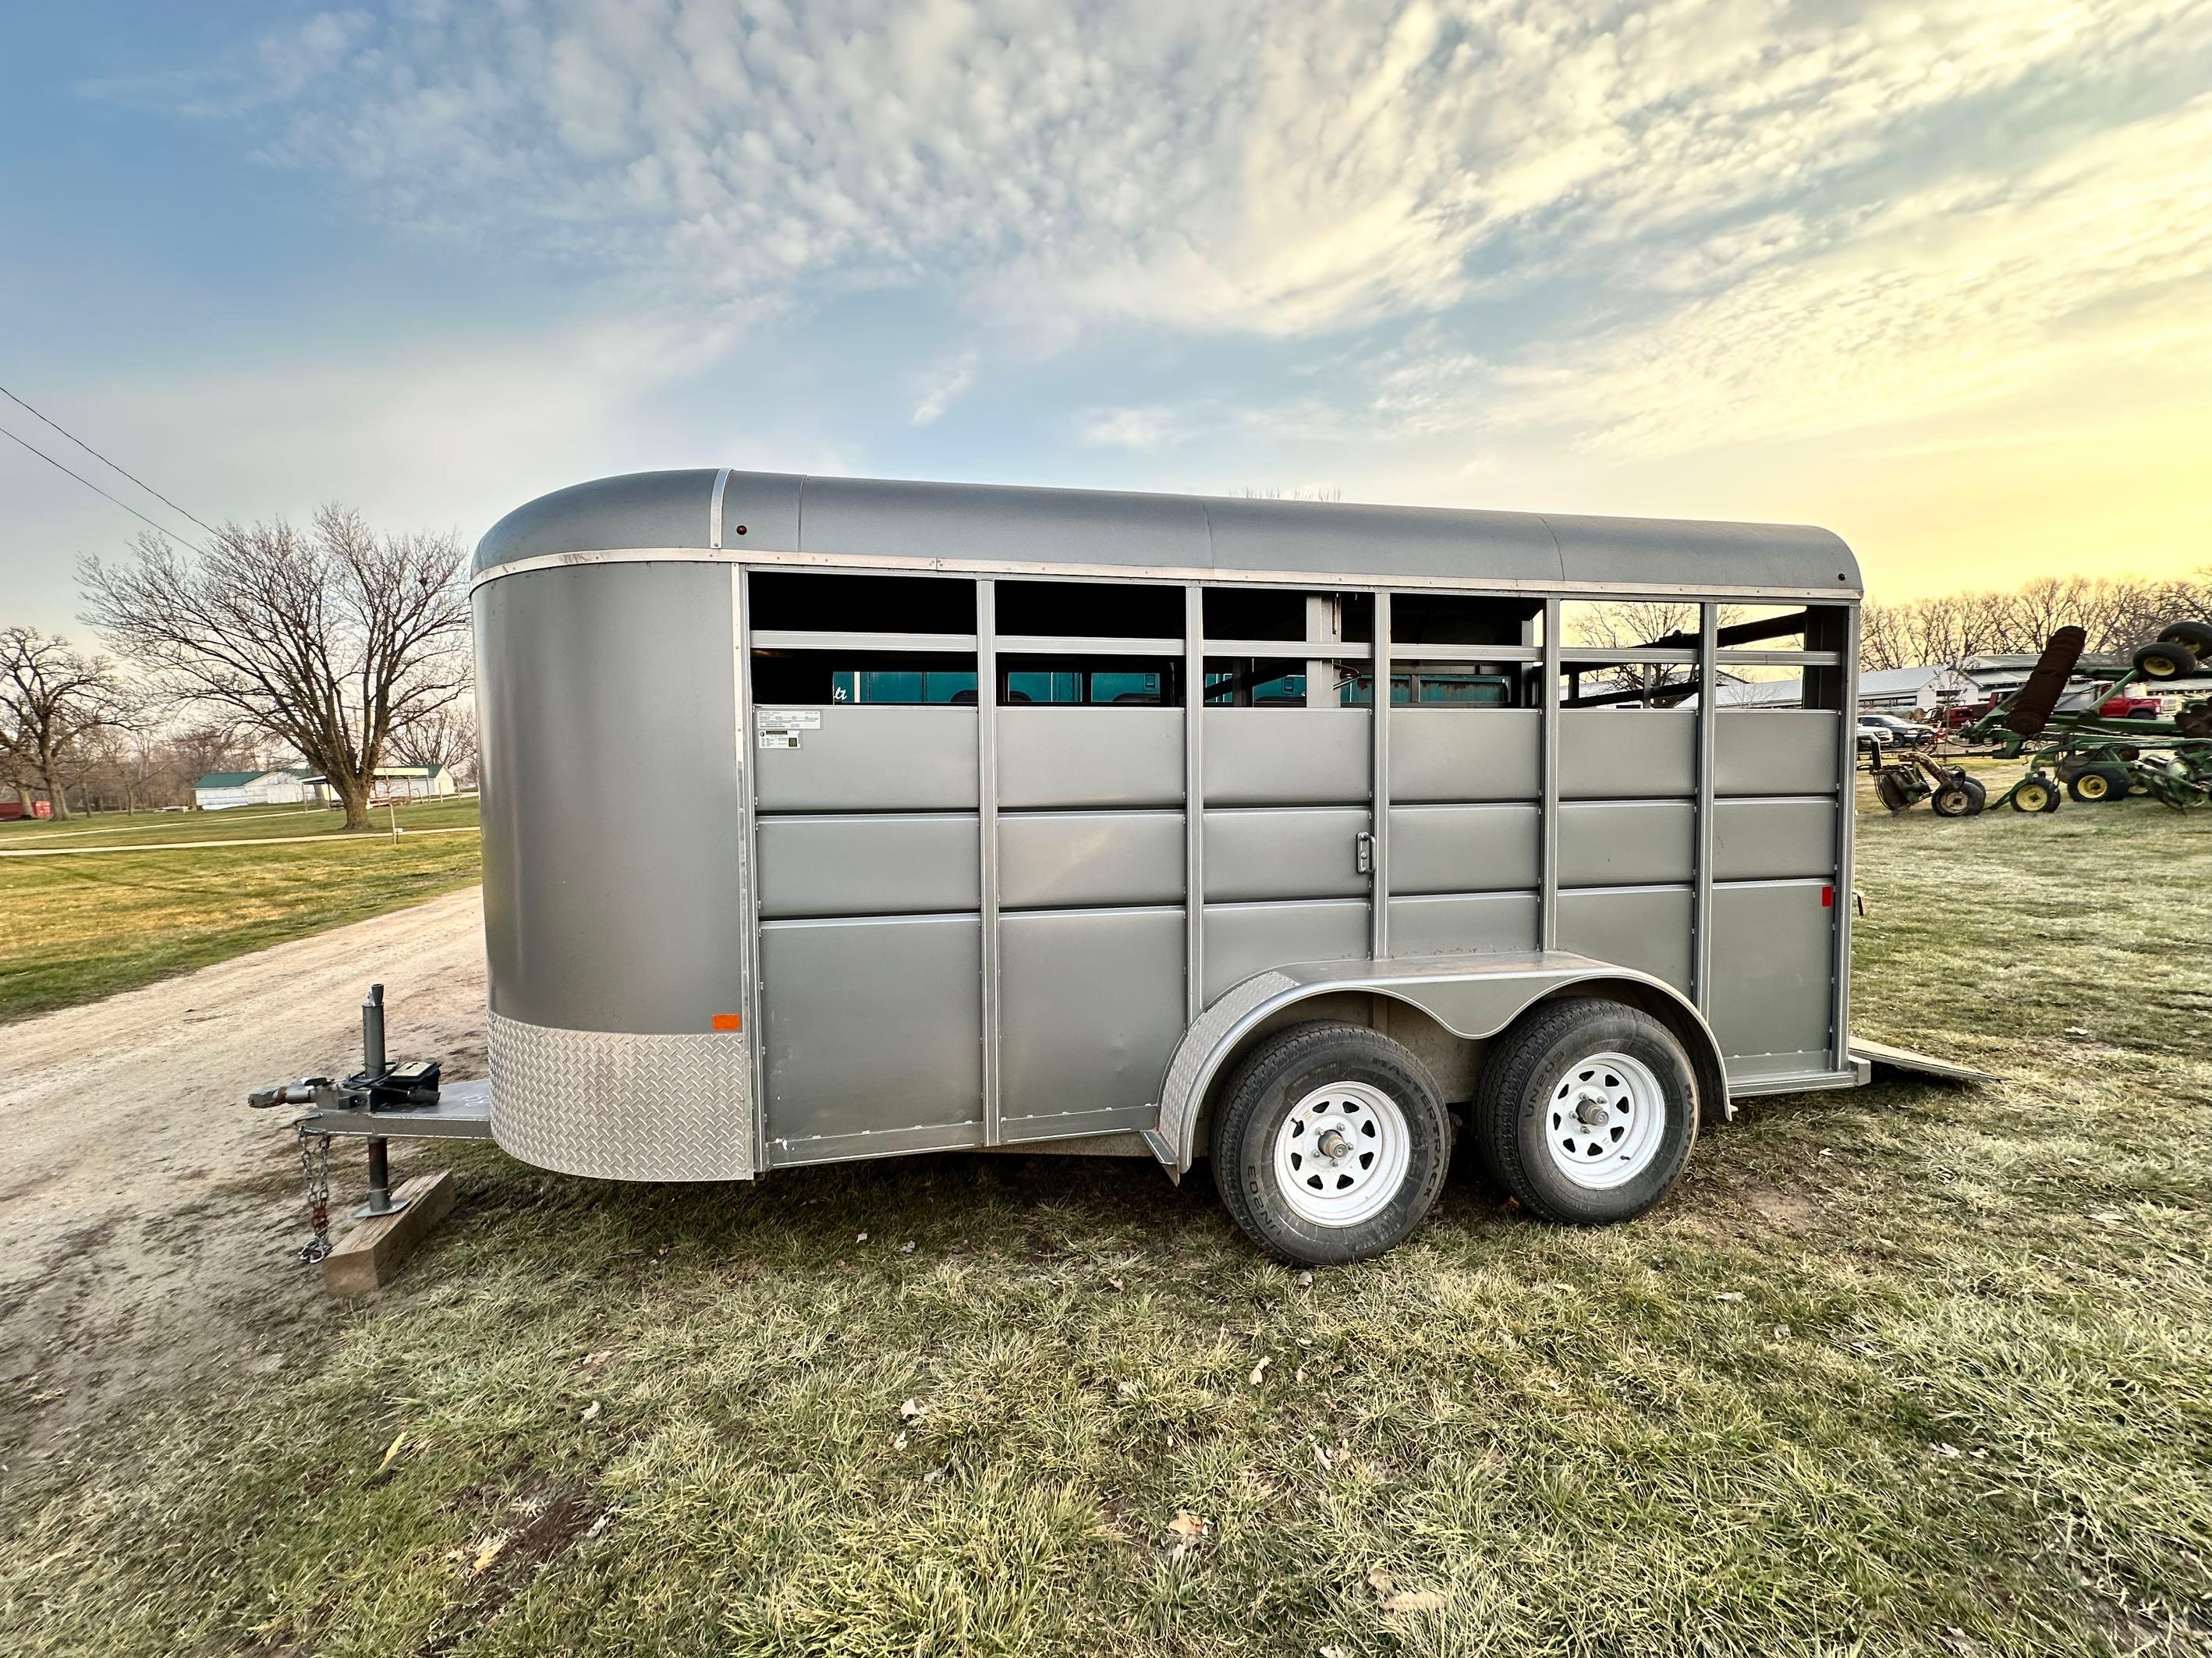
top-left (249, 982), bottom-right (490, 1260)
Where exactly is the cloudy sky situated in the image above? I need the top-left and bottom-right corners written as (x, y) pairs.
top-left (5, 0), bottom-right (2209, 637)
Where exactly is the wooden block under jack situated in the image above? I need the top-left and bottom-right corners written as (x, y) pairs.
top-left (322, 1168), bottom-right (458, 1298)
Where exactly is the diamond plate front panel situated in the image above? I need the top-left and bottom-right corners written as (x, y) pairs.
top-left (489, 1012), bottom-right (754, 1181)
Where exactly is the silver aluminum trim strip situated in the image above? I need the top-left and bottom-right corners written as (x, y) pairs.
top-left (735, 565), bottom-right (765, 1168)
top-left (771, 1119), bottom-right (987, 1166)
top-left (469, 548), bottom-right (1862, 605)
top-left (1184, 585), bottom-right (1205, 1023)
top-left (1831, 604), bottom-right (1859, 1071)
top-left (996, 634), bottom-right (1182, 657)
top-left (1207, 637), bottom-right (1376, 661)
top-left (977, 578), bottom-right (1002, 1146)
top-left (1540, 598), bottom-right (1562, 951)
top-left (710, 466), bottom-right (729, 549)
top-left (1303, 594), bottom-right (1332, 710)
top-left (1714, 649), bottom-right (1843, 667)
top-left (1371, 590), bottom-right (1391, 959)
top-left (751, 629), bottom-right (977, 654)
top-left (1388, 643), bottom-right (1544, 663)
top-left (1727, 1067), bottom-right (1860, 1099)
top-left (1693, 604), bottom-right (1718, 1012)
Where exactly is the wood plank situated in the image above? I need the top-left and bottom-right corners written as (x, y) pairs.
top-left (321, 1168), bottom-right (458, 1298)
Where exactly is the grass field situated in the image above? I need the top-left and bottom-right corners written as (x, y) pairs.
top-left (5, 786), bottom-right (2210, 1655)
top-left (0, 793), bottom-right (481, 849)
top-left (0, 797), bottom-right (482, 1022)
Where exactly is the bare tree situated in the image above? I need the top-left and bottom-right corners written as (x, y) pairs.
top-left (80, 505), bottom-right (470, 831)
top-left (388, 700), bottom-right (479, 788)
top-left (1240, 485), bottom-right (1346, 502)
top-left (1565, 600), bottom-right (1745, 703)
top-left (1859, 568), bottom-right (2212, 670)
top-left (168, 718), bottom-right (255, 790)
top-left (0, 627), bottom-right (124, 820)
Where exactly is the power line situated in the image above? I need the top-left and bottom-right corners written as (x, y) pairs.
top-left (0, 382), bottom-right (225, 542)
top-left (0, 421), bottom-right (211, 554)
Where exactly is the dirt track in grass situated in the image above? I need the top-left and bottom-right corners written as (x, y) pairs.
top-left (0, 886), bottom-right (485, 1458)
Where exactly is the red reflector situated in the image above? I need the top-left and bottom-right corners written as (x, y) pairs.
top-left (711, 1013), bottom-right (743, 1032)
top-left (1821, 885), bottom-right (1834, 907)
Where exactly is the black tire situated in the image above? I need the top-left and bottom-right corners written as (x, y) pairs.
top-left (1473, 998), bottom-right (1698, 1226)
top-left (1209, 1022), bottom-right (1451, 1265)
top-left (2156, 620), bottom-right (2212, 659)
top-left (2134, 641), bottom-right (2197, 681)
top-left (2066, 764), bottom-right (2129, 803)
top-left (1931, 783), bottom-right (1978, 817)
top-left (2011, 773), bottom-right (2061, 813)
top-left (1874, 770), bottom-right (1915, 813)
top-left (1959, 776), bottom-right (1988, 810)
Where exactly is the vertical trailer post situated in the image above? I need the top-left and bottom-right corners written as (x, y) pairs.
top-left (1370, 590), bottom-right (1391, 959)
top-left (1693, 604), bottom-right (1718, 1011)
top-left (1540, 599), bottom-right (1562, 951)
top-left (353, 983), bottom-right (408, 1219)
top-left (977, 578), bottom-right (1002, 1146)
top-left (1184, 585), bottom-right (1205, 1022)
top-left (1831, 604), bottom-right (1860, 1073)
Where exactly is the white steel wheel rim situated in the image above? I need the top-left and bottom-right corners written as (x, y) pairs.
top-left (1544, 1051), bottom-right (1668, 1191)
top-left (1273, 1081), bottom-right (1411, 1228)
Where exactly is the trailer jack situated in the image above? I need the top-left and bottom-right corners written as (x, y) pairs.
top-left (249, 982), bottom-right (489, 1276)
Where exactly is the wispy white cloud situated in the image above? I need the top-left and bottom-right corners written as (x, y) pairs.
top-left (95, 2), bottom-right (2209, 328)
top-left (73, 0), bottom-right (2212, 471)
top-left (1077, 405), bottom-right (1188, 449)
top-left (910, 348), bottom-right (978, 425)
top-left (1474, 94), bottom-right (2212, 455)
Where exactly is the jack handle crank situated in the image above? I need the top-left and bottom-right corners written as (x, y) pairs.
top-left (249, 1079), bottom-right (331, 1109)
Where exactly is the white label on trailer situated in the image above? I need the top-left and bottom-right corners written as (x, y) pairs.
top-left (757, 731), bottom-right (802, 749)
top-left (756, 708), bottom-right (822, 729)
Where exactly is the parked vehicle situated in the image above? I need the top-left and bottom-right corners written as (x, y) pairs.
top-left (1856, 713), bottom-right (1934, 747)
top-left (253, 468), bottom-right (1971, 1265)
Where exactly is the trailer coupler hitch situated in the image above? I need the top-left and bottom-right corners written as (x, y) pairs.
top-left (249, 983), bottom-right (444, 1226)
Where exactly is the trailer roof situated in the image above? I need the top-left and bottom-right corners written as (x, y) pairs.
top-left (474, 469), bottom-right (1861, 598)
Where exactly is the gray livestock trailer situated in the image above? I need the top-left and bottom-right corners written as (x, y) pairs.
top-left (257, 468), bottom-right (1970, 1265)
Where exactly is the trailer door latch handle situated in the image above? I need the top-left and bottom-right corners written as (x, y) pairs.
top-left (1354, 831), bottom-right (1374, 876)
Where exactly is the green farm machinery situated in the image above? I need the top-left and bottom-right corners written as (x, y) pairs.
top-left (1871, 620), bottom-right (2212, 817)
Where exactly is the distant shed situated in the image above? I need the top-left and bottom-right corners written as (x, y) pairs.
top-left (298, 763), bottom-right (457, 804)
top-left (193, 770), bottom-right (307, 811)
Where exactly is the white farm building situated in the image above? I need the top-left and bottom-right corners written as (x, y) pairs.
top-left (192, 769), bottom-right (307, 811)
top-left (300, 763), bottom-right (459, 804)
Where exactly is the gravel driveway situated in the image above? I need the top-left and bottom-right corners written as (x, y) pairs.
top-left (0, 887), bottom-right (487, 1461)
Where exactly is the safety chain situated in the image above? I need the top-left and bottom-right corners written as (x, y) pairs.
top-left (296, 1125), bottom-right (334, 1263)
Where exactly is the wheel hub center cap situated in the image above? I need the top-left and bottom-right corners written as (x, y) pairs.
top-left (1272, 1081), bottom-right (1413, 1229)
top-left (1544, 1052), bottom-right (1670, 1193)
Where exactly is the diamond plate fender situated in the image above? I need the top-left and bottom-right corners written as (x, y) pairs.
top-left (1145, 951), bottom-right (1730, 1175)
top-left (488, 1011), bottom-right (755, 1181)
